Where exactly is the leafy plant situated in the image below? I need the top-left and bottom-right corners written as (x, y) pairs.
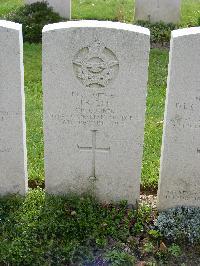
top-left (143, 241), bottom-right (154, 254)
top-left (168, 244), bottom-right (182, 257)
top-left (105, 249), bottom-right (136, 265)
top-left (132, 204), bottom-right (152, 235)
top-left (5, 2), bottom-right (63, 43)
top-left (148, 229), bottom-right (162, 240)
top-left (136, 20), bottom-right (177, 45)
top-left (156, 207), bottom-right (200, 244)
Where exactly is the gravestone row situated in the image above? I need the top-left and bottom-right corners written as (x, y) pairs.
top-left (25, 0), bottom-right (181, 24)
top-left (0, 19), bottom-right (200, 211)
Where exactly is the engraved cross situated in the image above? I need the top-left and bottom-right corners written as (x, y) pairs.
top-left (77, 130), bottom-right (110, 178)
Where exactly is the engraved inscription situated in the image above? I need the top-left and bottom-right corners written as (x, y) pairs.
top-left (49, 91), bottom-right (135, 127)
top-left (73, 39), bottom-right (119, 88)
top-left (170, 96), bottom-right (200, 129)
top-left (165, 190), bottom-right (200, 202)
top-left (0, 147), bottom-right (11, 153)
top-left (0, 111), bottom-right (19, 122)
top-left (164, 178), bottom-right (200, 202)
top-left (0, 138), bottom-right (11, 153)
top-left (0, 111), bottom-right (18, 154)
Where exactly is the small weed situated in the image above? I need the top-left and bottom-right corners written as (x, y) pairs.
top-left (148, 229), bottom-right (162, 240)
top-left (143, 242), bottom-right (154, 254)
top-left (168, 244), bottom-right (182, 257)
top-left (105, 249), bottom-right (136, 265)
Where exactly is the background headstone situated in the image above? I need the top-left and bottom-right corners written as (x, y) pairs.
top-left (135, 0), bottom-right (181, 24)
top-left (0, 20), bottom-right (27, 196)
top-left (158, 27), bottom-right (200, 210)
top-left (25, 0), bottom-right (71, 19)
top-left (43, 21), bottom-right (150, 205)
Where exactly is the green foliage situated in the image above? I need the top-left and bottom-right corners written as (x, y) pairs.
top-left (5, 2), bottom-right (63, 43)
top-left (168, 244), bottom-right (182, 258)
top-left (156, 207), bottom-right (200, 244)
top-left (148, 229), bottom-right (162, 240)
top-left (105, 249), bottom-right (136, 265)
top-left (136, 20), bottom-right (177, 45)
top-left (133, 204), bottom-right (152, 235)
top-left (0, 189), bottom-right (152, 265)
top-left (143, 242), bottom-right (154, 254)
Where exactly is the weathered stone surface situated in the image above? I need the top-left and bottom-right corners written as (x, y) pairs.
top-left (25, 0), bottom-right (71, 19)
top-left (135, 0), bottom-right (181, 23)
top-left (0, 20), bottom-right (27, 196)
top-left (158, 27), bottom-right (200, 210)
top-left (43, 21), bottom-right (150, 205)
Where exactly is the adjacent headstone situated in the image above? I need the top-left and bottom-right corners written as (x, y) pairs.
top-left (135, 0), bottom-right (181, 24)
top-left (158, 27), bottom-right (200, 210)
top-left (0, 20), bottom-right (27, 196)
top-left (25, 0), bottom-right (71, 19)
top-left (43, 21), bottom-right (150, 205)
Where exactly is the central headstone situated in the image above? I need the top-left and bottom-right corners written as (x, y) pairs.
top-left (135, 0), bottom-right (181, 24)
top-left (43, 21), bottom-right (150, 205)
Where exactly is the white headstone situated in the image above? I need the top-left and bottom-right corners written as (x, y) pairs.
top-left (158, 27), bottom-right (200, 210)
top-left (135, 0), bottom-right (181, 24)
top-left (25, 0), bottom-right (71, 19)
top-left (43, 21), bottom-right (150, 205)
top-left (0, 20), bottom-right (27, 196)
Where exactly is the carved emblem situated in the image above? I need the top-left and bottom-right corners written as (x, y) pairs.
top-left (73, 39), bottom-right (119, 88)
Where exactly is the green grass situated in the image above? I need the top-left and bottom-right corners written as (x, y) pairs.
top-left (0, 0), bottom-right (23, 17)
top-left (24, 43), bottom-right (44, 182)
top-left (142, 49), bottom-right (168, 189)
top-left (73, 0), bottom-right (134, 22)
top-left (181, 0), bottom-right (200, 26)
top-left (0, 189), bottom-right (150, 265)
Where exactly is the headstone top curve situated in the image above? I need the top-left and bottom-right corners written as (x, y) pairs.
top-left (42, 20), bottom-right (150, 36)
top-left (172, 27), bottom-right (200, 38)
top-left (0, 20), bottom-right (22, 31)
